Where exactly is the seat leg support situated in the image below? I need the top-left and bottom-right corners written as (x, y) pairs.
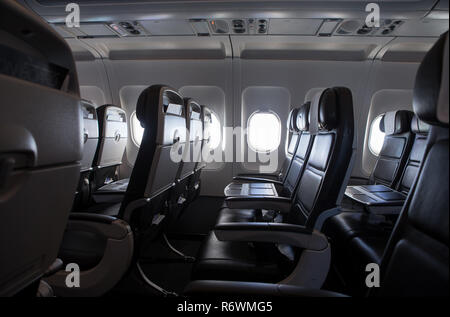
top-left (163, 234), bottom-right (196, 262)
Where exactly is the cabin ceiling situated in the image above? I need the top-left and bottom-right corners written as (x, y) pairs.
top-left (18, 0), bottom-right (449, 62)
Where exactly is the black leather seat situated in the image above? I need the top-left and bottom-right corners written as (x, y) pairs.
top-left (371, 110), bottom-right (414, 187)
top-left (45, 86), bottom-right (185, 296)
top-left (344, 110), bottom-right (414, 208)
top-left (74, 100), bottom-right (99, 208)
top-left (118, 85), bottom-right (187, 229)
top-left (374, 31), bottom-right (448, 296)
top-left (323, 33), bottom-right (448, 296)
top-left (192, 87), bottom-right (354, 283)
top-left (169, 98), bottom-right (203, 220)
top-left (0, 0), bottom-right (83, 296)
top-left (91, 104), bottom-right (128, 204)
top-left (186, 105), bottom-right (212, 203)
top-left (219, 103), bottom-right (312, 224)
top-left (224, 103), bottom-right (310, 199)
top-left (323, 116), bottom-right (431, 290)
top-left (231, 107), bottom-right (301, 183)
top-left (396, 114), bottom-right (430, 194)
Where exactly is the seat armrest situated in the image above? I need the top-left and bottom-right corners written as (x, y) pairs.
top-left (69, 212), bottom-right (117, 224)
top-left (215, 222), bottom-right (312, 234)
top-left (347, 177), bottom-right (369, 186)
top-left (45, 213), bottom-right (134, 297)
top-left (68, 213), bottom-right (131, 240)
top-left (232, 176), bottom-right (283, 185)
top-left (184, 280), bottom-right (347, 297)
top-left (225, 196), bottom-right (291, 214)
top-left (236, 173), bottom-right (279, 180)
top-left (43, 259), bottom-right (64, 277)
top-left (214, 222), bottom-right (327, 251)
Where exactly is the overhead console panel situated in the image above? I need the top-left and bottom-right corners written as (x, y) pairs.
top-left (24, 0), bottom-right (447, 39)
top-left (24, 0), bottom-right (440, 22)
top-left (51, 17), bottom-right (448, 39)
top-left (335, 18), bottom-right (449, 37)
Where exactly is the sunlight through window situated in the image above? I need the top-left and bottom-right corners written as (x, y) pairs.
top-left (369, 114), bottom-right (386, 156)
top-left (131, 111), bottom-right (144, 146)
top-left (248, 111), bottom-right (281, 152)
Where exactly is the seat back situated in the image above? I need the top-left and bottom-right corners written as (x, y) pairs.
top-left (370, 110), bottom-right (414, 188)
top-left (396, 115), bottom-right (430, 194)
top-left (278, 107), bottom-right (301, 182)
top-left (178, 98), bottom-right (203, 183)
top-left (288, 88), bottom-right (354, 228)
top-left (281, 103), bottom-right (312, 197)
top-left (119, 85), bottom-right (186, 218)
top-left (0, 0), bottom-right (82, 295)
top-left (75, 100), bottom-right (99, 206)
top-left (80, 100), bottom-right (99, 173)
top-left (93, 104), bottom-right (127, 188)
top-left (199, 106), bottom-right (214, 169)
top-left (375, 32), bottom-right (448, 296)
top-left (186, 105), bottom-right (211, 200)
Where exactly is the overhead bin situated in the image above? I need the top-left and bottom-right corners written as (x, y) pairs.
top-left (376, 37), bottom-right (437, 62)
top-left (77, 37), bottom-right (232, 60)
top-left (232, 36), bottom-right (392, 61)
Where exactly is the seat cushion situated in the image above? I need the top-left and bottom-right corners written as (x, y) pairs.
top-left (339, 232), bottom-right (391, 296)
top-left (59, 230), bottom-right (107, 271)
top-left (216, 208), bottom-right (280, 224)
top-left (349, 234), bottom-right (390, 265)
top-left (323, 212), bottom-right (393, 295)
top-left (192, 232), bottom-right (291, 283)
top-left (216, 208), bottom-right (259, 224)
top-left (324, 212), bottom-right (389, 246)
top-left (78, 202), bottom-right (121, 216)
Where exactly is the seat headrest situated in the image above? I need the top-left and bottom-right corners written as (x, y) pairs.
top-left (309, 89), bottom-right (338, 134)
top-left (379, 110), bottom-right (413, 136)
top-left (97, 104), bottom-right (126, 119)
top-left (184, 98), bottom-right (202, 121)
top-left (413, 31), bottom-right (449, 126)
top-left (136, 85), bottom-right (167, 128)
top-left (202, 106), bottom-right (213, 140)
top-left (288, 108), bottom-right (300, 132)
top-left (296, 102), bottom-right (310, 132)
top-left (411, 114), bottom-right (430, 135)
top-left (136, 85), bottom-right (184, 128)
top-left (81, 100), bottom-right (97, 120)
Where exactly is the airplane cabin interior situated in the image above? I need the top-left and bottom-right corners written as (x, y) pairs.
top-left (0, 0), bottom-right (448, 302)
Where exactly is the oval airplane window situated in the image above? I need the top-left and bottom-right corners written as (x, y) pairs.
top-left (247, 111), bottom-right (281, 152)
top-left (368, 114), bottom-right (386, 156)
top-left (131, 111), bottom-right (144, 147)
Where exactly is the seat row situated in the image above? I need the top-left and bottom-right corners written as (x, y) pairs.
top-left (191, 87), bottom-right (356, 286)
top-left (185, 31), bottom-right (449, 297)
top-left (323, 110), bottom-right (430, 295)
top-left (75, 100), bottom-right (128, 207)
top-left (47, 86), bottom-right (214, 296)
top-left (0, 3), bottom-right (213, 295)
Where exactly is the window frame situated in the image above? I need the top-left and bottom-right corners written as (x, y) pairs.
top-left (247, 110), bottom-right (282, 153)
